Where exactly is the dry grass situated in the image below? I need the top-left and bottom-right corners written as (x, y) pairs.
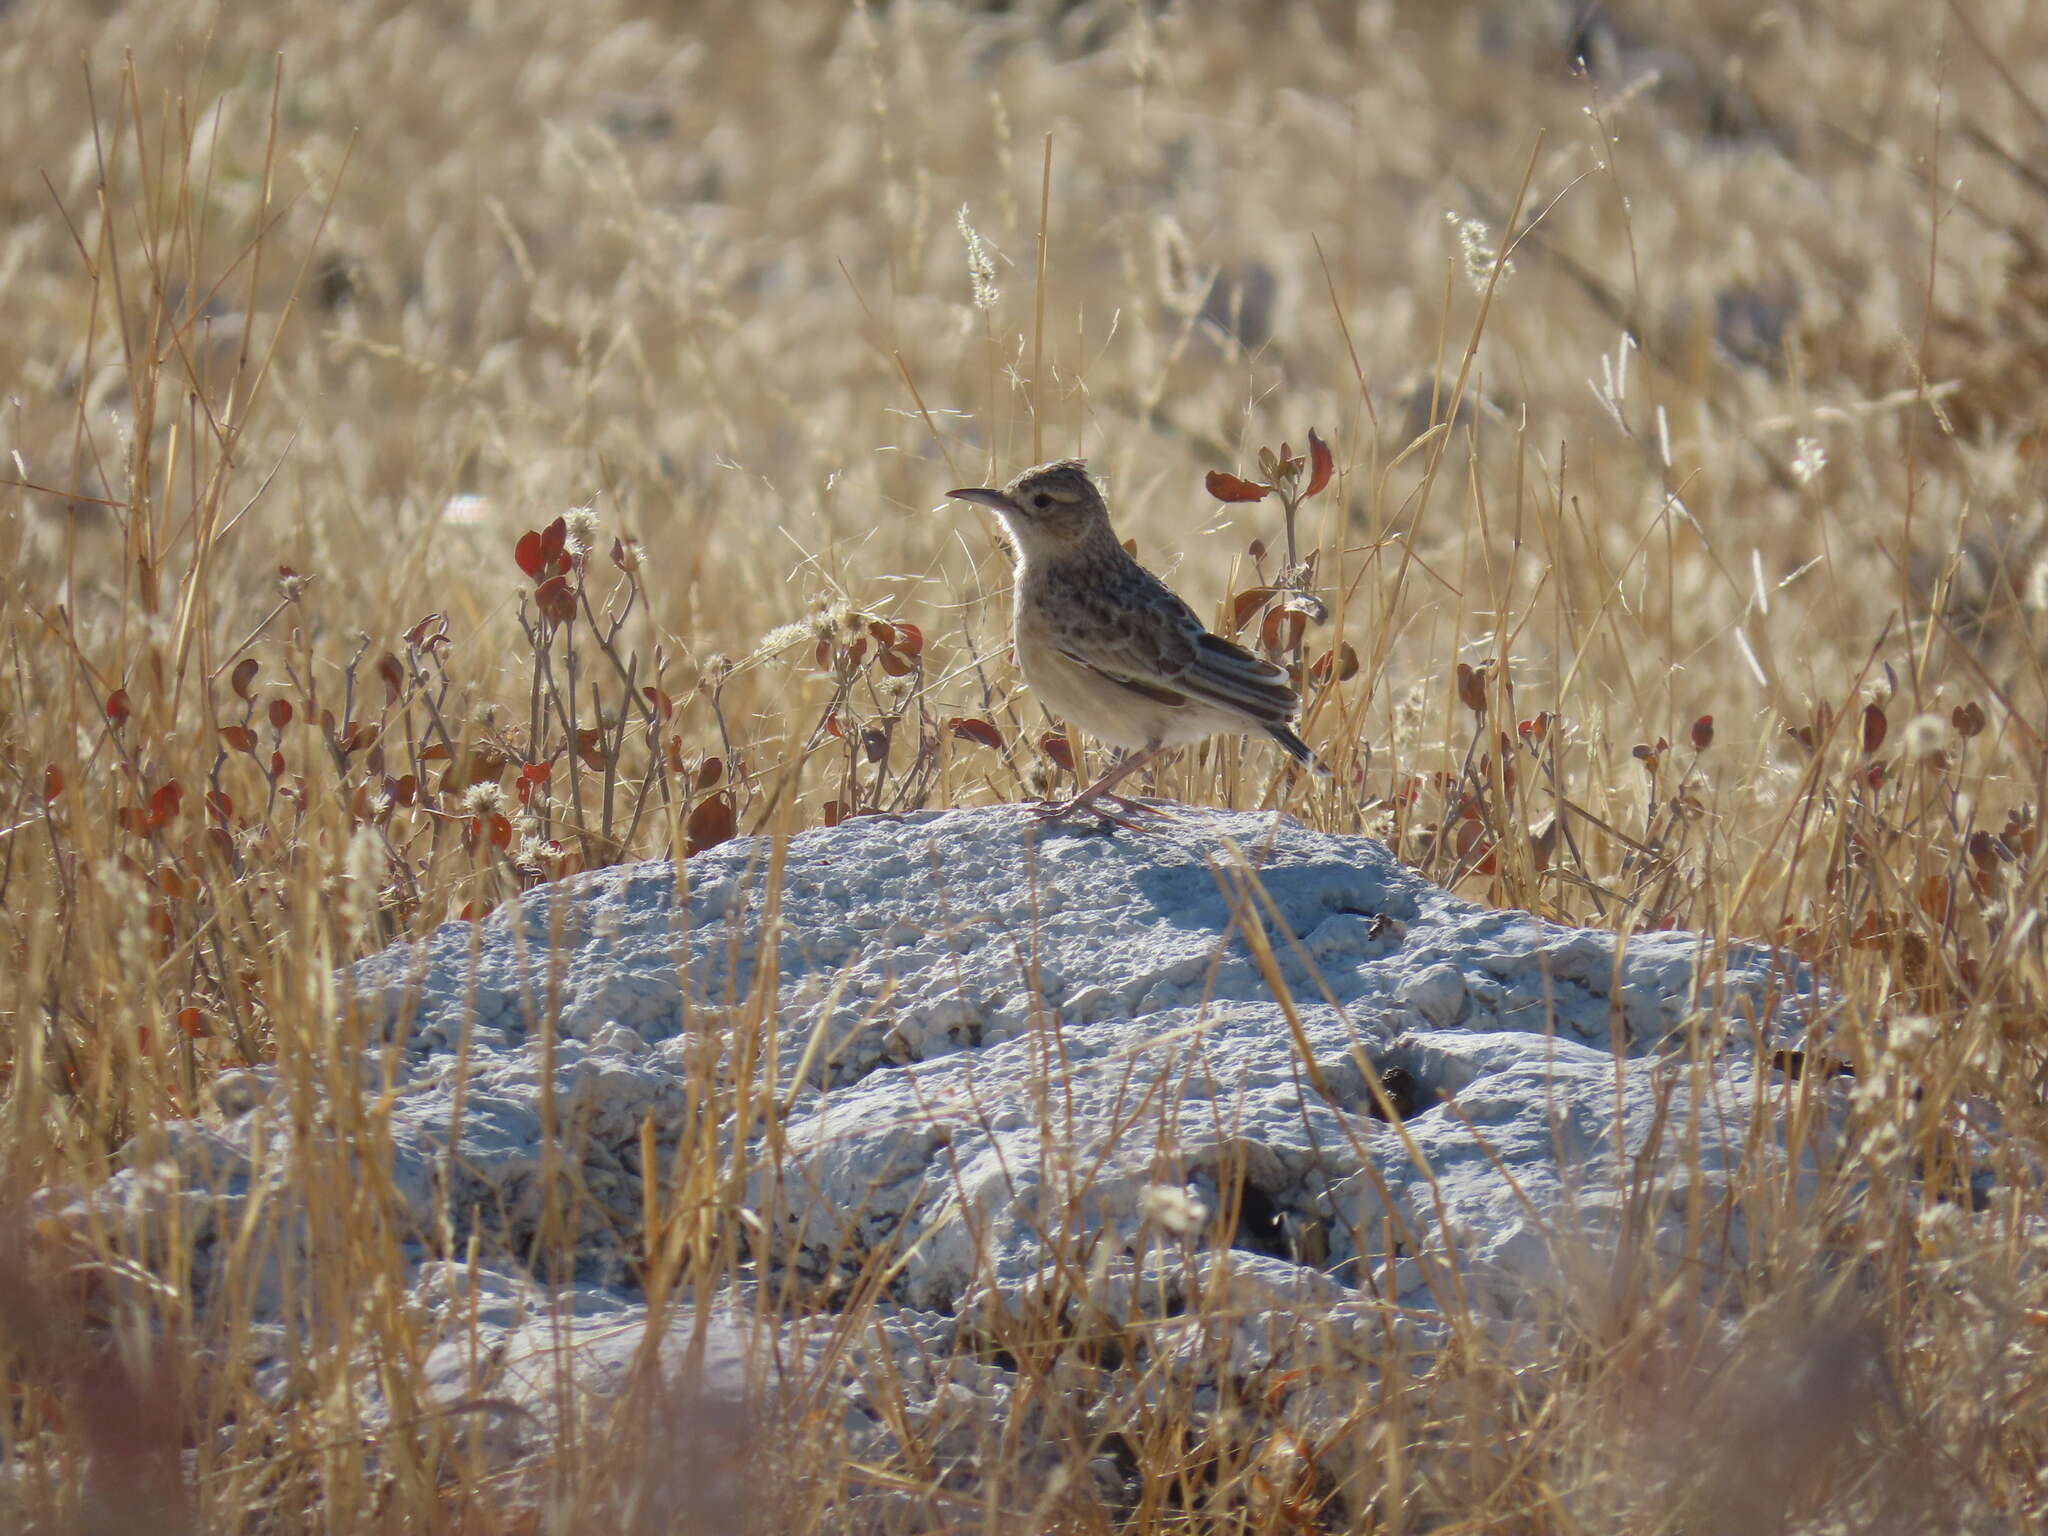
top-left (2, 0), bottom-right (2046, 1529)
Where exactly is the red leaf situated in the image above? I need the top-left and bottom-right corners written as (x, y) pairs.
top-left (1691, 714), bottom-right (1714, 751)
top-left (42, 764), bottom-right (62, 802)
top-left (205, 790), bottom-right (234, 823)
top-left (116, 805), bottom-right (152, 836)
top-left (231, 658), bottom-right (260, 701)
top-left (1861, 702), bottom-right (1888, 755)
top-left (269, 698), bottom-right (293, 730)
top-left (419, 741), bottom-right (453, 762)
top-left (575, 728), bottom-right (606, 771)
top-left (514, 529), bottom-right (546, 580)
top-left (176, 1007), bottom-right (207, 1039)
top-left (377, 653), bottom-right (405, 704)
top-left (686, 792), bottom-right (738, 854)
top-left (948, 717), bottom-right (1005, 750)
top-left (823, 799), bottom-right (845, 828)
top-left (877, 649), bottom-right (914, 677)
top-left (1040, 731), bottom-right (1075, 773)
top-left (1205, 470), bottom-right (1271, 503)
top-left (539, 516), bottom-right (568, 571)
top-left (643, 686), bottom-right (674, 723)
top-left (695, 755), bottom-right (724, 792)
top-left (535, 575), bottom-right (578, 625)
top-left (486, 812), bottom-right (514, 849)
top-left (106, 688), bottom-right (132, 727)
top-left (890, 622), bottom-right (924, 658)
top-left (1952, 701), bottom-right (1985, 739)
top-left (1230, 587), bottom-right (1277, 633)
top-left (1305, 428), bottom-right (1334, 498)
top-left (269, 751), bottom-right (286, 778)
top-left (1309, 641), bottom-right (1360, 685)
top-left (221, 725), bottom-right (259, 754)
top-left (148, 781), bottom-right (185, 828)
top-left (1261, 607), bottom-right (1306, 653)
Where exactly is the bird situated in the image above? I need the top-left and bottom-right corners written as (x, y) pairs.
top-left (948, 458), bottom-right (1316, 825)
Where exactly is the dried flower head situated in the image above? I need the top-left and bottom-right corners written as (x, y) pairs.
top-left (1446, 210), bottom-right (1513, 292)
top-left (1791, 436), bottom-right (1827, 485)
top-left (957, 204), bottom-right (999, 311)
top-left (461, 782), bottom-right (507, 816)
top-left (562, 505), bottom-right (600, 559)
top-left (1137, 1183), bottom-right (1209, 1236)
top-left (1902, 713), bottom-right (1948, 762)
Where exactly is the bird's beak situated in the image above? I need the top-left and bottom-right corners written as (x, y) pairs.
top-left (949, 487), bottom-right (1022, 517)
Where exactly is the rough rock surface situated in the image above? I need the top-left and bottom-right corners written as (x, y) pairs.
top-left (342, 806), bottom-right (1819, 1312)
top-left (83, 806), bottom-right (1830, 1489)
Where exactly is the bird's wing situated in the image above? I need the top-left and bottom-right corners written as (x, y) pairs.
top-left (1055, 571), bottom-right (1300, 728)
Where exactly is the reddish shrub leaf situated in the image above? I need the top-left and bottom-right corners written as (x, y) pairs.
top-left (1309, 641), bottom-right (1360, 686)
top-left (419, 741), bottom-right (453, 762)
top-left (1861, 702), bottom-right (1888, 755)
top-left (514, 529), bottom-right (546, 580)
top-left (695, 756), bottom-right (724, 792)
top-left (231, 658), bottom-right (260, 701)
top-left (536, 575), bottom-right (577, 625)
top-left (1952, 701), bottom-right (1986, 738)
top-left (642, 686), bottom-right (674, 723)
top-left (890, 622), bottom-right (924, 658)
top-left (106, 688), bottom-right (132, 727)
top-left (575, 728), bottom-right (606, 771)
top-left (539, 516), bottom-right (568, 571)
top-left (861, 728), bottom-right (889, 764)
top-left (1305, 428), bottom-right (1334, 498)
top-left (1691, 714), bottom-right (1714, 751)
top-left (377, 653), bottom-right (405, 704)
top-left (42, 764), bottom-right (62, 802)
top-left (1040, 731), bottom-right (1075, 773)
top-left (116, 805), bottom-right (152, 836)
top-left (269, 698), bottom-right (293, 730)
top-left (686, 792), bottom-right (738, 855)
top-left (948, 717), bottom-right (1005, 750)
top-left (1206, 470), bottom-right (1270, 503)
top-left (1230, 587), bottom-right (1277, 633)
top-left (221, 725), bottom-right (259, 754)
top-left (822, 799), bottom-right (846, 828)
top-left (205, 790), bottom-right (234, 823)
top-left (877, 648), bottom-right (915, 678)
top-left (1261, 607), bottom-right (1306, 653)
top-left (148, 782), bottom-right (185, 828)
top-left (1455, 663), bottom-right (1487, 716)
top-left (176, 1007), bottom-right (207, 1039)
top-left (269, 751), bottom-right (287, 778)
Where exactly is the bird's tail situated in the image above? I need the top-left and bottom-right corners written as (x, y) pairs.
top-left (1266, 723), bottom-right (1331, 776)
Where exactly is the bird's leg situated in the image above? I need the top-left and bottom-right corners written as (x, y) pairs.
top-left (1037, 744), bottom-right (1168, 825)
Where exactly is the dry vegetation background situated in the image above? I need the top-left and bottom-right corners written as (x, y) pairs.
top-left (2, 0), bottom-right (2047, 1529)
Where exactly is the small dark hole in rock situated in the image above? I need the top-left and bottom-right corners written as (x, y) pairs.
top-left (1772, 1048), bottom-right (1853, 1081)
top-left (1229, 1182), bottom-right (1290, 1259)
top-left (1370, 1066), bottom-right (1421, 1121)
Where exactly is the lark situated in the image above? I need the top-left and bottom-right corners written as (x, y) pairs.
top-left (950, 459), bottom-right (1315, 824)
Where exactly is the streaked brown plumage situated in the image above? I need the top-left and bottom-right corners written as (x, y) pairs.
top-left (949, 459), bottom-right (1315, 823)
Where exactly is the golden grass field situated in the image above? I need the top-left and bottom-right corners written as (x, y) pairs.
top-left (2, 0), bottom-right (2046, 1528)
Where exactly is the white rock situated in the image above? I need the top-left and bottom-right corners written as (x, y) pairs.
top-left (73, 805), bottom-right (1834, 1493)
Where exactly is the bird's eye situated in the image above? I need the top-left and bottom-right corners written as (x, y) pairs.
top-left (1031, 493), bottom-right (1053, 510)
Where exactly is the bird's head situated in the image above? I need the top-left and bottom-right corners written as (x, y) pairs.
top-left (949, 459), bottom-right (1113, 557)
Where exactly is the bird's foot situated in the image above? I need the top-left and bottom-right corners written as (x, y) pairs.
top-left (1032, 792), bottom-right (1171, 833)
